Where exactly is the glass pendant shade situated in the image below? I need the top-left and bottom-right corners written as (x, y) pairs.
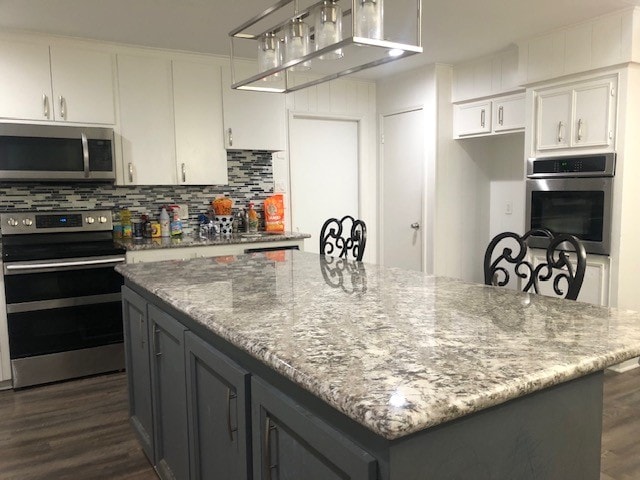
top-left (257, 32), bottom-right (281, 79)
top-left (315, 0), bottom-right (343, 60)
top-left (355, 0), bottom-right (383, 40)
top-left (283, 18), bottom-right (311, 71)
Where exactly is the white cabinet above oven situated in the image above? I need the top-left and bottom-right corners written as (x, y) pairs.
top-left (532, 75), bottom-right (617, 156)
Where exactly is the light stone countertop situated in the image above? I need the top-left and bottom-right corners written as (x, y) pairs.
top-left (116, 251), bottom-right (640, 440)
top-left (114, 231), bottom-right (310, 251)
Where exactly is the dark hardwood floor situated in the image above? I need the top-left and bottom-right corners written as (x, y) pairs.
top-left (0, 368), bottom-right (638, 479)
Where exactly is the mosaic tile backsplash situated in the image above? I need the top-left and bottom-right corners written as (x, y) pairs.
top-left (0, 151), bottom-right (274, 233)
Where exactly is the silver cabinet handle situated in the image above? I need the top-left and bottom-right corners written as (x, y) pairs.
top-left (153, 327), bottom-right (162, 357)
top-left (128, 163), bottom-right (134, 183)
top-left (577, 118), bottom-right (583, 141)
top-left (410, 222), bottom-right (420, 229)
top-left (498, 105), bottom-right (504, 126)
top-left (43, 93), bottom-right (49, 118)
top-left (557, 121), bottom-right (564, 143)
top-left (139, 315), bottom-right (145, 349)
top-left (181, 163), bottom-right (186, 183)
top-left (227, 128), bottom-right (233, 147)
top-left (81, 133), bottom-right (90, 178)
top-left (59, 96), bottom-right (66, 119)
top-left (480, 109), bottom-right (486, 128)
top-left (264, 417), bottom-right (277, 480)
top-left (226, 388), bottom-right (238, 442)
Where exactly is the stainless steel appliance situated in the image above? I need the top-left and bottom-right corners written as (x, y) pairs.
top-left (0, 123), bottom-right (115, 182)
top-left (526, 153), bottom-right (615, 255)
top-left (1, 210), bottom-right (125, 388)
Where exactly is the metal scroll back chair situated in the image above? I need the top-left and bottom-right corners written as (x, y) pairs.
top-left (319, 216), bottom-right (367, 261)
top-left (483, 229), bottom-right (587, 300)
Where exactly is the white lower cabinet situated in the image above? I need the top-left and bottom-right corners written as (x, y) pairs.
top-left (125, 240), bottom-right (305, 264)
top-left (530, 249), bottom-right (610, 306)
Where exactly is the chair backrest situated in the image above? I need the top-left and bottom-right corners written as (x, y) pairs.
top-left (483, 229), bottom-right (587, 300)
top-left (319, 216), bottom-right (367, 261)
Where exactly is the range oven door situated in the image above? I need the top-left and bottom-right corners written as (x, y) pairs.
top-left (3, 255), bottom-right (125, 359)
top-left (525, 177), bottom-right (612, 255)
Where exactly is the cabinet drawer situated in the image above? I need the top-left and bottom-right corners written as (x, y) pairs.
top-left (454, 101), bottom-right (492, 137)
top-left (252, 377), bottom-right (377, 480)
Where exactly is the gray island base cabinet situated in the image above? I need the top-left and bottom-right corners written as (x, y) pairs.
top-left (116, 251), bottom-right (640, 480)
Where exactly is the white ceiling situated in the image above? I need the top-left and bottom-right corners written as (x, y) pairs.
top-left (1, 0), bottom-right (639, 78)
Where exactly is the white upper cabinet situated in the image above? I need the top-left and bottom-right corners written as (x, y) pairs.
top-left (0, 39), bottom-right (52, 121)
top-left (454, 93), bottom-right (524, 139)
top-left (49, 45), bottom-right (116, 124)
top-left (454, 101), bottom-right (492, 137)
top-left (534, 75), bottom-right (616, 154)
top-left (117, 53), bottom-right (177, 185)
top-left (221, 62), bottom-right (286, 151)
top-left (173, 58), bottom-right (228, 185)
top-left (0, 38), bottom-right (115, 124)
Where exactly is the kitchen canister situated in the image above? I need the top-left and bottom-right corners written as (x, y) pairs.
top-left (214, 215), bottom-right (233, 236)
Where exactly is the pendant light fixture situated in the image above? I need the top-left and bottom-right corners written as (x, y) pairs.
top-left (229, 0), bottom-right (422, 93)
top-left (257, 32), bottom-right (281, 79)
top-left (355, 0), bottom-right (383, 40)
top-left (283, 17), bottom-right (311, 70)
top-left (315, 0), bottom-right (343, 60)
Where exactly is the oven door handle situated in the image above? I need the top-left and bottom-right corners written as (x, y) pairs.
top-left (4, 256), bottom-right (126, 274)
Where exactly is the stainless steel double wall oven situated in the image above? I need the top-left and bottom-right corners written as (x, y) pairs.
top-left (526, 153), bottom-right (615, 255)
top-left (1, 210), bottom-right (125, 388)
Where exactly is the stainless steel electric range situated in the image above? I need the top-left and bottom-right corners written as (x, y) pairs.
top-left (1, 210), bottom-right (126, 388)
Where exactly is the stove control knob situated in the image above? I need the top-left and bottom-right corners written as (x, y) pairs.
top-left (85, 216), bottom-right (95, 224)
top-left (22, 219), bottom-right (33, 227)
top-left (98, 216), bottom-right (108, 224)
top-left (7, 218), bottom-right (18, 227)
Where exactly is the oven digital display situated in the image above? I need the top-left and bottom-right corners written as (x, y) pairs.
top-left (35, 214), bottom-right (83, 228)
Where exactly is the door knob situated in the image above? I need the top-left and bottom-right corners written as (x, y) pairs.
top-left (410, 223), bottom-right (420, 229)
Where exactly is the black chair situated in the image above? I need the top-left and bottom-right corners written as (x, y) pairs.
top-left (319, 216), bottom-right (367, 261)
top-left (483, 229), bottom-right (587, 300)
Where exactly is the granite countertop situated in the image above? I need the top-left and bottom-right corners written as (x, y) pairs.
top-left (116, 251), bottom-right (640, 441)
top-left (114, 231), bottom-right (310, 251)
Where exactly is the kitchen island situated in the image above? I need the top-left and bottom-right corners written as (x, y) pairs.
top-left (116, 251), bottom-right (640, 480)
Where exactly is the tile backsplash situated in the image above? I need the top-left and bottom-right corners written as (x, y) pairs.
top-left (0, 151), bottom-right (274, 232)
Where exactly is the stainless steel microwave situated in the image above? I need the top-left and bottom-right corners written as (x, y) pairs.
top-left (525, 154), bottom-right (615, 256)
top-left (0, 123), bottom-right (115, 182)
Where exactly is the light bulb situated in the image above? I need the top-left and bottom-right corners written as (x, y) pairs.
top-left (355, 0), bottom-right (383, 40)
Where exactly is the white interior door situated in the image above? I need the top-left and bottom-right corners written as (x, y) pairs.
top-left (381, 109), bottom-right (424, 271)
top-left (290, 116), bottom-right (359, 254)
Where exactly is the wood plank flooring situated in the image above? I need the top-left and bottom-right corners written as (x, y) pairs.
top-left (0, 368), bottom-right (637, 479)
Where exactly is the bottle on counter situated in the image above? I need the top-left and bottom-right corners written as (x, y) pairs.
top-left (170, 205), bottom-right (183, 236)
top-left (247, 202), bottom-right (259, 233)
top-left (121, 208), bottom-right (132, 239)
top-left (112, 209), bottom-right (122, 239)
top-left (160, 207), bottom-right (170, 237)
top-left (141, 214), bottom-right (152, 238)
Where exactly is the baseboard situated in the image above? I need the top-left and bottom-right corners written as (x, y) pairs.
top-left (606, 357), bottom-right (640, 373)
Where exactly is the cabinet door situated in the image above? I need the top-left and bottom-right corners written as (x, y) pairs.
top-left (0, 39), bottom-right (53, 121)
top-left (221, 63), bottom-right (286, 151)
top-left (492, 94), bottom-right (525, 133)
top-left (117, 54), bottom-right (176, 185)
top-left (122, 287), bottom-right (154, 462)
top-left (252, 377), bottom-right (377, 480)
top-left (173, 59), bottom-right (228, 185)
top-left (49, 45), bottom-right (116, 124)
top-left (536, 89), bottom-right (572, 151)
top-left (149, 305), bottom-right (189, 480)
top-left (573, 79), bottom-right (615, 149)
top-left (453, 101), bottom-right (491, 137)
top-left (185, 332), bottom-right (251, 480)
